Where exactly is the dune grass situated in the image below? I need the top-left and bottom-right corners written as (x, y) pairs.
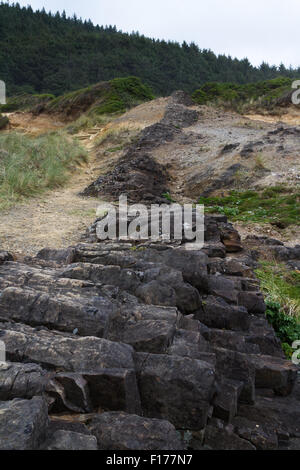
top-left (65, 113), bottom-right (112, 135)
top-left (255, 261), bottom-right (300, 358)
top-left (0, 131), bottom-right (87, 210)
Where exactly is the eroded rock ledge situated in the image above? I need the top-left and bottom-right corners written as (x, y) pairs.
top-left (0, 213), bottom-right (298, 450)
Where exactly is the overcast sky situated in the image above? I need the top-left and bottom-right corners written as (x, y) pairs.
top-left (11, 0), bottom-right (300, 68)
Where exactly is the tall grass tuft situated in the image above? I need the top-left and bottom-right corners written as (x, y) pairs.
top-left (0, 131), bottom-right (87, 209)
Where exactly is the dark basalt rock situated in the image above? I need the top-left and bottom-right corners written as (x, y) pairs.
top-left (0, 362), bottom-right (49, 400)
top-left (43, 430), bottom-right (97, 450)
top-left (89, 411), bottom-right (186, 450)
top-left (0, 286), bottom-right (115, 337)
top-left (0, 321), bottom-right (135, 372)
top-left (134, 352), bottom-right (216, 430)
top-left (221, 143), bottom-right (240, 154)
top-left (36, 247), bottom-right (76, 264)
top-left (203, 418), bottom-right (256, 450)
top-left (0, 397), bottom-right (48, 450)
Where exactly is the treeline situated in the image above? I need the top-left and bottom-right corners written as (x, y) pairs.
top-left (0, 2), bottom-right (299, 96)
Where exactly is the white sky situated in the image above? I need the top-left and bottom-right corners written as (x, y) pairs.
top-left (10, 0), bottom-right (300, 68)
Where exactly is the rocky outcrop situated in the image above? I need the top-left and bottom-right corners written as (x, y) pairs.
top-left (0, 397), bottom-right (48, 450)
top-left (81, 96), bottom-right (198, 203)
top-left (0, 212), bottom-right (298, 450)
top-left (244, 235), bottom-right (300, 270)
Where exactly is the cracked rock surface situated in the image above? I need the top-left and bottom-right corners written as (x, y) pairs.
top-left (0, 213), bottom-right (298, 450)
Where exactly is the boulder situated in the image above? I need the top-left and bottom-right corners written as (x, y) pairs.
top-left (213, 347), bottom-right (256, 404)
top-left (107, 305), bottom-right (180, 354)
top-left (247, 354), bottom-right (298, 396)
top-left (0, 362), bottom-right (48, 400)
top-left (167, 329), bottom-right (210, 359)
top-left (0, 397), bottom-right (48, 450)
top-left (0, 286), bottom-right (115, 337)
top-left (134, 352), bottom-right (215, 429)
top-left (89, 412), bottom-right (185, 450)
top-left (36, 247), bottom-right (76, 264)
top-left (213, 378), bottom-right (244, 423)
top-left (0, 321), bottom-right (135, 372)
top-left (195, 296), bottom-right (250, 331)
top-left (233, 416), bottom-right (278, 450)
top-left (0, 251), bottom-right (13, 265)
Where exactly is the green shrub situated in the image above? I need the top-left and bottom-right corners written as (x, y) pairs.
top-left (94, 77), bottom-right (154, 115)
top-left (42, 77), bottom-right (154, 119)
top-left (192, 78), bottom-right (293, 111)
top-left (255, 262), bottom-right (300, 358)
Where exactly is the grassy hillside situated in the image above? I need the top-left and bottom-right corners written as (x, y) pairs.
top-left (0, 93), bottom-right (55, 113)
top-left (0, 77), bottom-right (154, 121)
top-left (44, 76), bottom-right (154, 117)
top-left (192, 78), bottom-right (295, 112)
top-left (1, 3), bottom-right (299, 96)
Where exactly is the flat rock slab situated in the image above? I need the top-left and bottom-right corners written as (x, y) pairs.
top-left (89, 411), bottom-right (185, 450)
top-left (0, 321), bottom-right (135, 372)
top-left (44, 430), bottom-right (97, 450)
top-left (107, 304), bottom-right (181, 353)
top-left (0, 286), bottom-right (114, 337)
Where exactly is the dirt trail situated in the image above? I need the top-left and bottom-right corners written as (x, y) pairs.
top-left (0, 113), bottom-right (104, 256)
top-left (0, 101), bottom-right (169, 256)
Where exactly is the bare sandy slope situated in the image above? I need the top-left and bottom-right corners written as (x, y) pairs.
top-left (245, 106), bottom-right (300, 127)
